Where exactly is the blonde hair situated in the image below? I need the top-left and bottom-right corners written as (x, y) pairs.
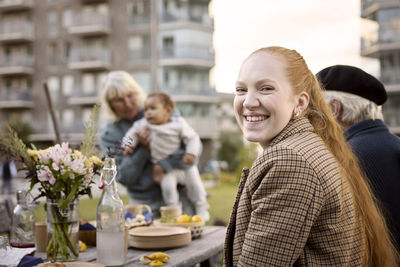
top-left (324, 90), bottom-right (384, 124)
top-left (251, 46), bottom-right (399, 266)
top-left (101, 71), bottom-right (147, 121)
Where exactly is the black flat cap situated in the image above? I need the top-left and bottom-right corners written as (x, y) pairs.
top-left (316, 65), bottom-right (387, 105)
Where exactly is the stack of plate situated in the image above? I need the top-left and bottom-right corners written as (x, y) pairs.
top-left (128, 226), bottom-right (191, 249)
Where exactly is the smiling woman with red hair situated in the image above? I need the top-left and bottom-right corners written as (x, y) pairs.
top-left (224, 46), bottom-right (399, 266)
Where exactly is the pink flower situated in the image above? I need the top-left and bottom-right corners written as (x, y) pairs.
top-left (38, 150), bottom-right (49, 164)
top-left (52, 162), bottom-right (59, 171)
top-left (38, 165), bottom-right (55, 184)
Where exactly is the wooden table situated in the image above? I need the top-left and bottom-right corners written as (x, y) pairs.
top-left (36, 226), bottom-right (226, 267)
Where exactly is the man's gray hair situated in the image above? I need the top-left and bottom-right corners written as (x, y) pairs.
top-left (324, 90), bottom-right (384, 125)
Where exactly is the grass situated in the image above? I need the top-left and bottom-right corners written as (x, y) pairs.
top-left (34, 173), bottom-right (239, 226)
top-left (34, 195), bottom-right (131, 222)
top-left (207, 182), bottom-right (237, 225)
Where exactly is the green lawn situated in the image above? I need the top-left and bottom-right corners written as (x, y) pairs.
top-left (35, 175), bottom-right (239, 226)
top-left (207, 183), bottom-right (237, 225)
top-left (34, 195), bottom-right (130, 222)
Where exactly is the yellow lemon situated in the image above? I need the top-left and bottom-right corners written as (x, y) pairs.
top-left (149, 260), bottom-right (164, 266)
top-left (78, 240), bottom-right (87, 252)
top-left (191, 215), bottom-right (203, 223)
top-left (176, 214), bottom-right (191, 223)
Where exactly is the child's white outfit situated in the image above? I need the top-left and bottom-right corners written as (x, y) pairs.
top-left (122, 117), bottom-right (209, 221)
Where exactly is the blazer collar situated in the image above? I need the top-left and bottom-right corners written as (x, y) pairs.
top-left (269, 117), bottom-right (314, 147)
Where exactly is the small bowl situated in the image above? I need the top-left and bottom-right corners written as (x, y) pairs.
top-left (153, 219), bottom-right (205, 238)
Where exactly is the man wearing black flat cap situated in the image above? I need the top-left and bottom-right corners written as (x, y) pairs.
top-left (317, 64), bottom-right (400, 250)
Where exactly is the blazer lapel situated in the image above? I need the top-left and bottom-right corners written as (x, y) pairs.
top-left (224, 167), bottom-right (249, 267)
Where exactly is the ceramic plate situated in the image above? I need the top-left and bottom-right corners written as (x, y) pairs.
top-left (128, 226), bottom-right (191, 249)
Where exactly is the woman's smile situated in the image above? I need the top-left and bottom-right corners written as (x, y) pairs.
top-left (244, 114), bottom-right (269, 122)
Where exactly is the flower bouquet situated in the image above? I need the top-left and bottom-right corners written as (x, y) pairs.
top-left (0, 105), bottom-right (103, 261)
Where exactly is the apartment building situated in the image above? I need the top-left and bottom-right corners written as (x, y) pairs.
top-left (360, 0), bottom-right (400, 134)
top-left (0, 0), bottom-right (216, 168)
top-left (217, 92), bottom-right (239, 134)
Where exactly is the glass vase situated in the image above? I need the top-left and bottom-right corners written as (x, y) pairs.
top-left (46, 199), bottom-right (79, 262)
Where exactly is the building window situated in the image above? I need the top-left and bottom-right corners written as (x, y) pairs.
top-left (162, 37), bottom-right (174, 57)
top-left (129, 35), bottom-right (150, 62)
top-left (176, 103), bottom-right (195, 117)
top-left (64, 41), bottom-right (71, 59)
top-left (82, 74), bottom-right (96, 96)
top-left (62, 109), bottom-right (74, 132)
top-left (82, 108), bottom-right (92, 124)
top-left (131, 71), bottom-right (151, 93)
top-left (21, 112), bottom-right (33, 124)
top-left (47, 76), bottom-right (59, 103)
top-left (62, 75), bottom-right (74, 96)
top-left (48, 42), bottom-right (57, 67)
top-left (63, 8), bottom-right (73, 28)
top-left (47, 11), bottom-right (59, 37)
top-left (128, 0), bottom-right (150, 25)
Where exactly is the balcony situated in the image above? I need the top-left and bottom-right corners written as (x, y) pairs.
top-left (0, 54), bottom-right (34, 75)
top-left (380, 66), bottom-right (400, 86)
top-left (68, 86), bottom-right (100, 106)
top-left (29, 124), bottom-right (86, 144)
top-left (361, 0), bottom-right (400, 18)
top-left (0, 21), bottom-right (33, 43)
top-left (68, 48), bottom-right (111, 70)
top-left (129, 49), bottom-right (151, 66)
top-left (0, 88), bottom-right (34, 109)
top-left (81, 0), bottom-right (107, 3)
top-left (185, 116), bottom-right (218, 139)
top-left (129, 14), bottom-right (151, 30)
top-left (361, 24), bottom-right (400, 57)
top-left (160, 45), bottom-right (214, 67)
top-left (160, 10), bottom-right (213, 30)
top-left (163, 86), bottom-right (217, 99)
top-left (62, 121), bottom-right (86, 135)
top-left (0, 0), bottom-right (33, 12)
top-left (68, 12), bottom-right (111, 36)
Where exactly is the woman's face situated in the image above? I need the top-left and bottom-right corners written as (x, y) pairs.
top-left (110, 92), bottom-right (139, 121)
top-left (234, 52), bottom-right (299, 148)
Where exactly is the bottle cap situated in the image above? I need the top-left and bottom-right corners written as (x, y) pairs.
top-left (16, 190), bottom-right (27, 204)
top-left (104, 158), bottom-right (116, 169)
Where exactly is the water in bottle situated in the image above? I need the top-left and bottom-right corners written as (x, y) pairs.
top-left (96, 158), bottom-right (126, 266)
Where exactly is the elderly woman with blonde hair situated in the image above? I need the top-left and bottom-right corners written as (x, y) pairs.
top-left (99, 70), bottom-right (195, 216)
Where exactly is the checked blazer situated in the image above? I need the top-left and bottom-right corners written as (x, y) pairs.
top-left (224, 117), bottom-right (363, 266)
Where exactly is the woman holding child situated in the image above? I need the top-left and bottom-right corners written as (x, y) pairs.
top-left (224, 46), bottom-right (399, 266)
top-left (99, 71), bottom-right (202, 217)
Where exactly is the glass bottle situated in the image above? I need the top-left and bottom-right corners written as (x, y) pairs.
top-left (96, 158), bottom-right (126, 266)
top-left (10, 190), bottom-right (35, 248)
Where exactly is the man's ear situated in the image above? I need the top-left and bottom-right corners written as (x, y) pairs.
top-left (329, 99), bottom-right (342, 119)
top-left (296, 91), bottom-right (310, 114)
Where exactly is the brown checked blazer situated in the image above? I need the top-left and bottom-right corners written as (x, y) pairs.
top-left (224, 117), bottom-right (363, 266)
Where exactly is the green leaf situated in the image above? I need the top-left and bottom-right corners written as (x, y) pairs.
top-left (59, 182), bottom-right (79, 210)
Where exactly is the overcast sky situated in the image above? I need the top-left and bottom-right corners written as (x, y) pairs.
top-left (211, 0), bottom-right (379, 93)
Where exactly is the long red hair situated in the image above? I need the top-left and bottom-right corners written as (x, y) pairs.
top-left (251, 46), bottom-right (399, 266)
